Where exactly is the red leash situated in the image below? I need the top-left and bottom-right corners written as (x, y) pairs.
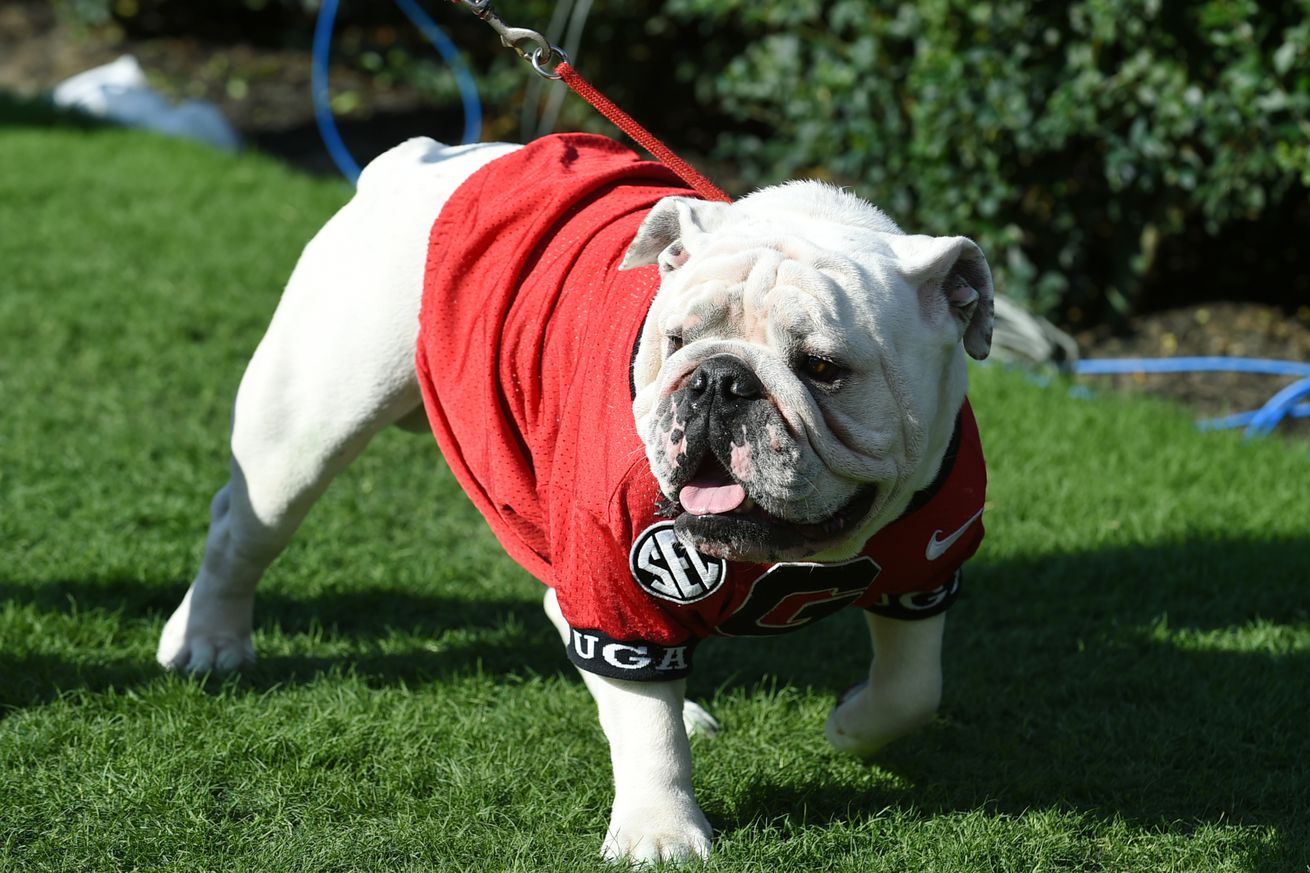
top-left (555, 62), bottom-right (732, 203)
top-left (453, 0), bottom-right (732, 203)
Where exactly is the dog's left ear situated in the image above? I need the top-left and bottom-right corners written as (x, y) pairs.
top-left (621, 196), bottom-right (730, 272)
top-left (890, 235), bottom-right (995, 360)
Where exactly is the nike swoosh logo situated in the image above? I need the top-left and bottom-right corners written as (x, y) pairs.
top-left (925, 508), bottom-right (984, 561)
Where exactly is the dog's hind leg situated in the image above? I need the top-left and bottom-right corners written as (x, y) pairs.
top-left (157, 138), bottom-right (519, 673)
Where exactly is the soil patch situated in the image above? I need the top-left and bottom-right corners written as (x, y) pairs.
top-left (1077, 304), bottom-right (1310, 443)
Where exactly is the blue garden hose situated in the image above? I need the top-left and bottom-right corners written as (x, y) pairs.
top-left (1074, 357), bottom-right (1310, 379)
top-left (1074, 356), bottom-right (1310, 437)
top-left (312, 0), bottom-right (482, 184)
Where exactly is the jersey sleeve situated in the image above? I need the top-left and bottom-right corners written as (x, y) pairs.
top-left (544, 481), bottom-right (697, 681)
top-left (863, 567), bottom-right (966, 620)
top-left (545, 429), bottom-right (756, 681)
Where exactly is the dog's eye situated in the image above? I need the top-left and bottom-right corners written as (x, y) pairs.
top-left (801, 355), bottom-right (844, 384)
top-left (666, 333), bottom-right (684, 355)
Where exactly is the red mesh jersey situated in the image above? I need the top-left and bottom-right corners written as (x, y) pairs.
top-left (416, 134), bottom-right (986, 680)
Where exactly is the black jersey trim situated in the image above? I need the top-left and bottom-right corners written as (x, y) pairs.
top-left (897, 411), bottom-right (964, 519)
top-left (565, 626), bottom-right (697, 681)
top-left (864, 568), bottom-right (963, 621)
top-left (628, 307), bottom-right (651, 401)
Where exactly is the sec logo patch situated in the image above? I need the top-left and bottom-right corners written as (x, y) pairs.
top-left (629, 521), bottom-right (727, 604)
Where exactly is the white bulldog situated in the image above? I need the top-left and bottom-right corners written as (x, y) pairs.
top-left (157, 134), bottom-right (994, 864)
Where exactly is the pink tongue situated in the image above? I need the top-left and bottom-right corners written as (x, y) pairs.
top-left (680, 480), bottom-right (748, 515)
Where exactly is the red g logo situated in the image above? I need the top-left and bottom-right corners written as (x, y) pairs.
top-left (716, 557), bottom-right (881, 637)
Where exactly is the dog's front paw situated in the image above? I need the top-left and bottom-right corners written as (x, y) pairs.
top-left (824, 680), bottom-right (938, 759)
top-left (602, 797), bottom-right (712, 865)
top-left (156, 586), bottom-right (255, 673)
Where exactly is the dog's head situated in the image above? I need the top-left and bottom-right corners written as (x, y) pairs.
top-left (624, 183), bottom-right (993, 563)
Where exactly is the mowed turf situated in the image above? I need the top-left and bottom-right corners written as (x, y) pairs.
top-left (1, 100), bottom-right (1307, 872)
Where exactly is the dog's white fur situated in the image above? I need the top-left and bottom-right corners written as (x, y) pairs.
top-left (158, 138), bottom-right (972, 863)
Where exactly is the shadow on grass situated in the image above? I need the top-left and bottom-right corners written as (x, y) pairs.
top-left (702, 535), bottom-right (1309, 863)
top-left (247, 107), bottom-right (467, 179)
top-left (3, 536), bottom-right (1307, 861)
top-left (0, 91), bottom-right (104, 130)
top-left (0, 576), bottom-right (569, 710)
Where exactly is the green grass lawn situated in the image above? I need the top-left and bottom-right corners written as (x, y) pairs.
top-left (2, 97), bottom-right (1307, 872)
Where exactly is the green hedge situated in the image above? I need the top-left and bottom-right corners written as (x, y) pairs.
top-left (65, 0), bottom-right (1310, 322)
top-left (659, 0), bottom-right (1310, 322)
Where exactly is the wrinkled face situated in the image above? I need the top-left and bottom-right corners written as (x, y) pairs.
top-left (624, 184), bottom-right (994, 563)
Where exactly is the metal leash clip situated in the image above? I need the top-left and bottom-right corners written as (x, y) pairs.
top-left (457, 0), bottom-right (570, 79)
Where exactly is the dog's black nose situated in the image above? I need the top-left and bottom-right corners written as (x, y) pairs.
top-left (688, 356), bottom-right (764, 403)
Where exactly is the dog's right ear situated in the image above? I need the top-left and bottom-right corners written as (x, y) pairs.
top-left (621, 196), bottom-right (730, 272)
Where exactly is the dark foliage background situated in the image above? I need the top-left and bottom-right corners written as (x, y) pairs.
top-left (54, 0), bottom-right (1310, 326)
